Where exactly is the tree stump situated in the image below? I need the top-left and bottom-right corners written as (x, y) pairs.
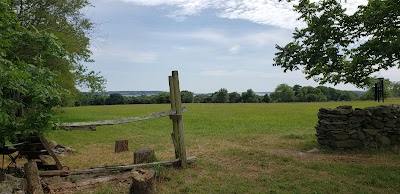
top-left (134, 148), bottom-right (156, 164)
top-left (115, 140), bottom-right (129, 153)
top-left (24, 160), bottom-right (44, 194)
top-left (129, 169), bottom-right (155, 194)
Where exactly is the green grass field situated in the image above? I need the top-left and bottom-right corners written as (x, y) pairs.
top-left (47, 99), bottom-right (400, 193)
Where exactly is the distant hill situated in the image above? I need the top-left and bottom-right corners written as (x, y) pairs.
top-left (108, 91), bottom-right (166, 96)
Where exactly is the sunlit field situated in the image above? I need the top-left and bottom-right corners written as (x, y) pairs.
top-left (43, 99), bottom-right (400, 193)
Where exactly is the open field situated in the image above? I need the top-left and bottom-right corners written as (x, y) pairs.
top-left (33, 100), bottom-right (400, 193)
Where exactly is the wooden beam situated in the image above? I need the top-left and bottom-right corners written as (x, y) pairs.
top-left (59, 108), bottom-right (187, 129)
top-left (38, 156), bottom-right (197, 177)
top-left (169, 75), bottom-right (180, 159)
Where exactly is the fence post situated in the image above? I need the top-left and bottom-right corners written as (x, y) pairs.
top-left (171, 71), bottom-right (187, 168)
top-left (169, 76), bottom-right (180, 159)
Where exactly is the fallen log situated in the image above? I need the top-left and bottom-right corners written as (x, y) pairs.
top-left (59, 107), bottom-right (187, 130)
top-left (39, 156), bottom-right (197, 177)
top-left (46, 171), bottom-right (132, 191)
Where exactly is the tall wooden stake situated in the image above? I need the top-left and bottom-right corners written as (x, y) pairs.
top-left (169, 76), bottom-right (180, 159)
top-left (170, 71), bottom-right (187, 168)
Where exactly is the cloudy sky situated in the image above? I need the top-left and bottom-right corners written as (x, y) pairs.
top-left (84, 0), bottom-right (399, 93)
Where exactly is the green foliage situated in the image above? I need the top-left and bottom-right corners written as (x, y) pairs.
top-left (270, 84), bottom-right (296, 102)
top-left (152, 92), bottom-right (170, 104)
top-left (0, 1), bottom-right (66, 142)
top-left (212, 88), bottom-right (229, 103)
top-left (105, 93), bottom-right (124, 105)
top-left (181, 90), bottom-right (194, 103)
top-left (274, 0), bottom-right (400, 88)
top-left (242, 89), bottom-right (259, 103)
top-left (262, 94), bottom-right (271, 103)
top-left (362, 78), bottom-right (394, 100)
top-left (228, 92), bottom-right (241, 103)
top-left (194, 94), bottom-right (212, 103)
top-left (297, 86), bottom-right (327, 102)
top-left (10, 0), bottom-right (106, 100)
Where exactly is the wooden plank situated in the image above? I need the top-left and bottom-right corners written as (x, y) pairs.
top-left (39, 156), bottom-right (197, 177)
top-left (60, 108), bottom-right (187, 128)
top-left (169, 75), bottom-right (180, 159)
top-left (172, 71), bottom-right (188, 168)
top-left (38, 134), bottom-right (63, 170)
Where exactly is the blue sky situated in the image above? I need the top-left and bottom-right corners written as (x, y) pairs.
top-left (84, 0), bottom-right (399, 93)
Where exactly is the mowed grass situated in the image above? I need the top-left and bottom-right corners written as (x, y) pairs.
top-left (45, 99), bottom-right (400, 193)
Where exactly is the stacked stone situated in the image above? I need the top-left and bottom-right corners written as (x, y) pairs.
top-left (316, 104), bottom-right (400, 149)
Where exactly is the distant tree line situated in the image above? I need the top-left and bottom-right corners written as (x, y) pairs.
top-left (74, 80), bottom-right (400, 106)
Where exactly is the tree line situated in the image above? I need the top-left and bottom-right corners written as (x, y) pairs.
top-left (74, 80), bottom-right (400, 106)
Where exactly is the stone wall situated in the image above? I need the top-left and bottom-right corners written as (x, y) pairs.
top-left (316, 104), bottom-right (400, 148)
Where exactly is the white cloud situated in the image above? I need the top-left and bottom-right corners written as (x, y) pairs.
top-left (229, 45), bottom-right (241, 54)
top-left (199, 69), bottom-right (297, 78)
top-left (119, 0), bottom-right (368, 29)
top-left (91, 46), bottom-right (158, 64)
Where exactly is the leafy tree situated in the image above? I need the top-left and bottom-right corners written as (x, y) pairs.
top-left (274, 0), bottom-right (400, 88)
top-left (229, 92), bottom-right (242, 103)
top-left (241, 89), bottom-right (259, 103)
top-left (392, 82), bottom-right (400, 97)
top-left (212, 88), bottom-right (229, 103)
top-left (316, 86), bottom-right (341, 101)
top-left (152, 93), bottom-right (170, 104)
top-left (194, 94), bottom-right (212, 103)
top-left (296, 86), bottom-right (327, 102)
top-left (181, 90), bottom-right (194, 103)
top-left (262, 94), bottom-right (271, 103)
top-left (1, 1), bottom-right (65, 142)
top-left (270, 84), bottom-right (296, 102)
top-left (293, 85), bottom-right (302, 97)
top-left (337, 91), bottom-right (358, 101)
top-left (9, 0), bottom-right (106, 103)
top-left (105, 93), bottom-right (124, 105)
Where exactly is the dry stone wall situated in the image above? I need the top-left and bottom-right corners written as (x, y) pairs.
top-left (316, 104), bottom-right (400, 148)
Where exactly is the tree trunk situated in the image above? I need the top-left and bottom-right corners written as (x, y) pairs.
top-left (134, 148), bottom-right (156, 164)
top-left (24, 160), bottom-right (44, 194)
top-left (129, 169), bottom-right (155, 194)
top-left (115, 140), bottom-right (129, 153)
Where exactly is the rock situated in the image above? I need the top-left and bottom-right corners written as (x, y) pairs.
top-left (357, 130), bottom-right (366, 140)
top-left (379, 136), bottom-right (391, 145)
top-left (371, 120), bottom-right (385, 129)
top-left (65, 147), bottom-right (76, 153)
top-left (306, 148), bottom-right (320, 153)
top-left (297, 152), bottom-right (308, 157)
top-left (330, 139), bottom-right (362, 148)
top-left (334, 108), bottom-right (353, 115)
top-left (385, 120), bottom-right (397, 128)
top-left (362, 128), bottom-right (378, 136)
top-left (48, 141), bottom-right (58, 149)
top-left (353, 109), bottom-right (365, 116)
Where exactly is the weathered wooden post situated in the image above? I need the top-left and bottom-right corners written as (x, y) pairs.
top-left (169, 71), bottom-right (187, 168)
top-left (115, 140), bottom-right (129, 153)
top-left (25, 160), bottom-right (44, 194)
top-left (169, 76), bottom-right (180, 159)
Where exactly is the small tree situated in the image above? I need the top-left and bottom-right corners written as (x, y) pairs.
top-left (296, 86), bottom-right (327, 102)
top-left (241, 89), bottom-right (259, 103)
top-left (270, 84), bottom-right (296, 102)
top-left (229, 92), bottom-right (242, 103)
top-left (212, 88), bottom-right (229, 103)
top-left (181, 90), bottom-right (194, 103)
top-left (262, 94), bottom-right (271, 103)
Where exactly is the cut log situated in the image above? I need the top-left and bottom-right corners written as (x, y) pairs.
top-left (24, 160), bottom-right (44, 194)
top-left (134, 148), bottom-right (156, 164)
top-left (115, 140), bottom-right (129, 153)
top-left (130, 169), bottom-right (155, 194)
top-left (59, 107), bottom-right (187, 129)
top-left (39, 156), bottom-right (197, 177)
